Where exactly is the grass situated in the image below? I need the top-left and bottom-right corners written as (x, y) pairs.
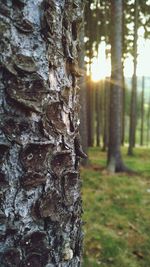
top-left (81, 147), bottom-right (150, 267)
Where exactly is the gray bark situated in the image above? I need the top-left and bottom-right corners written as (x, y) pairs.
top-left (107, 0), bottom-right (127, 172)
top-left (0, 1), bottom-right (84, 266)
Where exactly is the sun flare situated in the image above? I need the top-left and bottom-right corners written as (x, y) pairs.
top-left (91, 41), bottom-right (111, 82)
top-left (91, 57), bottom-right (111, 82)
top-left (90, 32), bottom-right (150, 80)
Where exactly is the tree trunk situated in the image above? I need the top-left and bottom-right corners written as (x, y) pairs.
top-left (86, 1), bottom-right (95, 148)
top-left (146, 95), bottom-right (150, 146)
top-left (102, 78), bottom-right (110, 151)
top-left (140, 76), bottom-right (145, 146)
top-left (87, 77), bottom-right (95, 147)
top-left (102, 0), bottom-right (110, 152)
top-left (79, 17), bottom-right (88, 165)
top-left (95, 82), bottom-right (101, 147)
top-left (0, 1), bottom-right (84, 266)
top-left (121, 67), bottom-right (126, 145)
top-left (107, 0), bottom-right (127, 173)
top-left (121, 0), bottom-right (126, 146)
top-left (128, 0), bottom-right (138, 155)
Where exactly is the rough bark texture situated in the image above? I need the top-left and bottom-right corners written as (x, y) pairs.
top-left (128, 0), bottom-right (138, 155)
top-left (0, 1), bottom-right (84, 266)
top-left (107, 0), bottom-right (126, 173)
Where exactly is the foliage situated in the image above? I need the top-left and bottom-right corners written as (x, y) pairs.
top-left (82, 147), bottom-right (150, 267)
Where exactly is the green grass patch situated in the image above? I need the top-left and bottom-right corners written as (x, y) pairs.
top-left (82, 147), bottom-right (150, 267)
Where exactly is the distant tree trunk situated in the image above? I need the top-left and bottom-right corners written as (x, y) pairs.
top-left (140, 76), bottom-right (145, 146)
top-left (86, 1), bottom-right (95, 147)
top-left (128, 0), bottom-right (139, 155)
top-left (102, 78), bottom-right (110, 151)
top-left (102, 0), bottom-right (110, 152)
top-left (107, 0), bottom-right (127, 173)
top-left (121, 0), bottom-right (125, 146)
top-left (79, 17), bottom-right (88, 164)
top-left (121, 66), bottom-right (126, 145)
top-left (0, 1), bottom-right (84, 266)
top-left (95, 82), bottom-right (101, 147)
top-left (87, 78), bottom-right (95, 147)
top-left (146, 95), bottom-right (150, 146)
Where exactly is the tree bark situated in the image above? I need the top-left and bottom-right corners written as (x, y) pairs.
top-left (128, 0), bottom-right (139, 155)
top-left (0, 1), bottom-right (84, 266)
top-left (107, 0), bottom-right (127, 173)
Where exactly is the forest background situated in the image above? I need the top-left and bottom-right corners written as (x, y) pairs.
top-left (81, 0), bottom-right (150, 266)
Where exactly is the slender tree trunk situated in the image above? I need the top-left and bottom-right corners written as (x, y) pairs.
top-left (146, 95), bottom-right (150, 146)
top-left (86, 0), bottom-right (95, 147)
top-left (95, 82), bottom-right (101, 147)
top-left (102, 77), bottom-right (110, 151)
top-left (128, 0), bottom-right (139, 155)
top-left (107, 0), bottom-right (127, 173)
top-left (79, 17), bottom-right (88, 164)
top-left (0, 1), bottom-right (84, 266)
top-left (100, 80), bottom-right (105, 148)
top-left (121, 0), bottom-right (125, 146)
top-left (121, 67), bottom-right (126, 145)
top-left (140, 76), bottom-right (145, 146)
top-left (87, 77), bottom-right (95, 147)
top-left (102, 0), bottom-right (110, 152)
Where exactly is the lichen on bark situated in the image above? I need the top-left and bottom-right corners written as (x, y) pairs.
top-left (0, 0), bottom-right (84, 266)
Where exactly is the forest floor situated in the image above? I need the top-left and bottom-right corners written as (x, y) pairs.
top-left (81, 147), bottom-right (150, 267)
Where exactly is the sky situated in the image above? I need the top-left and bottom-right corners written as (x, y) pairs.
top-left (90, 29), bottom-right (150, 81)
top-left (91, 41), bottom-right (111, 81)
top-left (124, 35), bottom-right (150, 77)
